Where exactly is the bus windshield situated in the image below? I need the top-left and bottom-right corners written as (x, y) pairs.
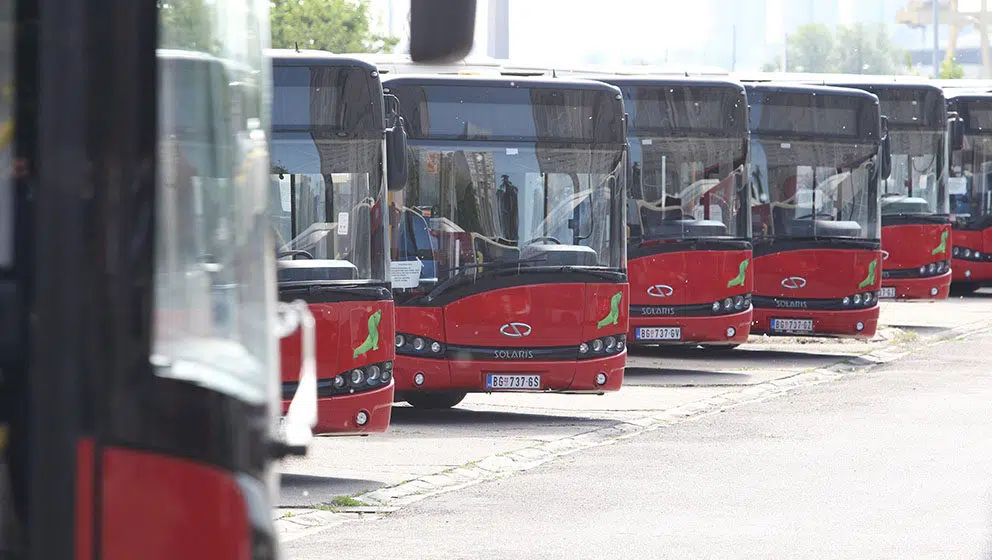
top-left (750, 139), bottom-right (880, 241)
top-left (882, 129), bottom-right (947, 216)
top-left (394, 142), bottom-right (622, 288)
top-left (630, 137), bottom-right (747, 240)
top-left (950, 134), bottom-right (992, 226)
top-left (269, 62), bottom-right (386, 283)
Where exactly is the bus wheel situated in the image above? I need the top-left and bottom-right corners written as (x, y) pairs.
top-left (405, 391), bottom-right (468, 410)
top-left (950, 282), bottom-right (980, 296)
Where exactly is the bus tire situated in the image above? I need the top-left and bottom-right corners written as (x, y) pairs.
top-left (405, 391), bottom-right (467, 410)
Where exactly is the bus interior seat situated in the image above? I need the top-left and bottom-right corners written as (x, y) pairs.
top-left (472, 233), bottom-right (519, 263)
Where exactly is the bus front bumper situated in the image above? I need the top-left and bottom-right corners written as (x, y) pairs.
top-left (880, 271), bottom-right (951, 300)
top-left (283, 382), bottom-right (394, 435)
top-left (392, 352), bottom-right (626, 394)
top-left (952, 258), bottom-right (992, 284)
top-left (751, 306), bottom-right (880, 339)
top-left (628, 308), bottom-right (752, 346)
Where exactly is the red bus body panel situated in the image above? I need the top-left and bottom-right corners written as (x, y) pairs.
top-left (952, 228), bottom-right (992, 283)
top-left (99, 447), bottom-right (252, 560)
top-left (881, 223), bottom-right (952, 299)
top-left (627, 248), bottom-right (752, 345)
top-left (280, 299), bottom-right (395, 434)
top-left (752, 248), bottom-right (881, 339)
top-left (395, 282), bottom-right (628, 393)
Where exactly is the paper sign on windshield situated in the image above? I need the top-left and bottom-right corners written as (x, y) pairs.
top-left (948, 177), bottom-right (968, 195)
top-left (337, 212), bottom-right (349, 235)
top-left (391, 260), bottom-right (423, 289)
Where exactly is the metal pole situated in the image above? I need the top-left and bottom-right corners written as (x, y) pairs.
top-left (934, 0), bottom-right (941, 77)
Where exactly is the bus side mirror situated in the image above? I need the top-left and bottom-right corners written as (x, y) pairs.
top-left (949, 111), bottom-right (964, 151)
top-left (409, 0), bottom-right (476, 63)
top-left (880, 115), bottom-right (892, 181)
top-left (385, 95), bottom-right (408, 192)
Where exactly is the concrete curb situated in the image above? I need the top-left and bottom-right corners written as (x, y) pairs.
top-left (275, 317), bottom-right (992, 540)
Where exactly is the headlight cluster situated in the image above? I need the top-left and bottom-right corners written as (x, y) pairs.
top-left (916, 260), bottom-right (951, 275)
top-left (841, 291), bottom-right (877, 308)
top-left (711, 293), bottom-right (751, 314)
top-left (953, 247), bottom-right (990, 262)
top-left (395, 332), bottom-right (445, 357)
top-left (321, 361), bottom-right (393, 396)
top-left (578, 334), bottom-right (626, 358)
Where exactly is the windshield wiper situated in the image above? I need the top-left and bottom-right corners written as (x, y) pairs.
top-left (425, 257), bottom-right (549, 302)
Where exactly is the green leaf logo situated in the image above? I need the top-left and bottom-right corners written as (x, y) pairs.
top-left (353, 310), bottom-right (382, 358)
top-left (597, 291), bottom-right (623, 329)
top-left (858, 260), bottom-right (878, 290)
top-left (931, 230), bottom-right (948, 255)
top-left (727, 258), bottom-right (749, 288)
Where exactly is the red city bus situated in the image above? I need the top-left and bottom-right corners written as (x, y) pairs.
top-left (946, 92), bottom-right (992, 294)
top-left (383, 75), bottom-right (629, 409)
top-left (0, 0), bottom-right (474, 557)
top-left (598, 76), bottom-right (752, 349)
top-left (745, 83), bottom-right (888, 338)
top-left (819, 82), bottom-right (953, 300)
top-left (269, 51), bottom-right (407, 434)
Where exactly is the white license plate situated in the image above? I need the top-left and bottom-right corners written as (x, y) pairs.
top-left (770, 318), bottom-right (814, 334)
top-left (635, 327), bottom-right (682, 341)
top-left (879, 287), bottom-right (896, 299)
top-left (486, 374), bottom-right (541, 390)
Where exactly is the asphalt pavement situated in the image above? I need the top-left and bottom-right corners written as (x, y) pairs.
top-left (285, 296), bottom-right (992, 559)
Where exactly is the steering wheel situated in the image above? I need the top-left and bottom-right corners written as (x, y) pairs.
top-left (795, 212), bottom-right (835, 221)
top-left (279, 249), bottom-right (314, 260)
top-left (522, 236), bottom-right (561, 245)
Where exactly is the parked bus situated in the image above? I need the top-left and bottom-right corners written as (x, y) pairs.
top-left (383, 75), bottom-right (629, 409)
top-left (269, 50), bottom-right (407, 434)
top-left (946, 91), bottom-right (992, 293)
top-left (595, 76), bottom-right (752, 348)
top-left (745, 83), bottom-right (887, 338)
top-left (0, 0), bottom-right (474, 556)
top-left (821, 82), bottom-right (952, 300)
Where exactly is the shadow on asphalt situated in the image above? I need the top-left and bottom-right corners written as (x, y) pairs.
top-left (628, 346), bottom-right (861, 363)
top-left (623, 367), bottom-right (752, 385)
top-left (279, 473), bottom-right (383, 507)
top-left (389, 405), bottom-right (615, 428)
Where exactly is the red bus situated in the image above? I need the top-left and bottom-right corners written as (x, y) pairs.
top-left (598, 76), bottom-right (752, 349)
top-left (745, 83), bottom-right (888, 338)
top-left (821, 82), bottom-right (953, 301)
top-left (383, 75), bottom-right (629, 409)
top-left (0, 0), bottom-right (474, 557)
top-left (269, 51), bottom-right (405, 434)
top-left (946, 92), bottom-right (992, 294)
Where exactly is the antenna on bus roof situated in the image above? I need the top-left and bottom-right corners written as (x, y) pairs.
top-left (295, 42), bottom-right (300, 53)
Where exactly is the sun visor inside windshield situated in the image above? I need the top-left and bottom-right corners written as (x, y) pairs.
top-left (272, 65), bottom-right (384, 137)
top-left (389, 83), bottom-right (624, 144)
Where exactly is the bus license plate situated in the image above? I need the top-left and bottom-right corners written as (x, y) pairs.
top-left (636, 327), bottom-right (682, 341)
top-left (486, 374), bottom-right (541, 390)
top-left (879, 287), bottom-right (896, 299)
top-left (770, 318), bottom-right (814, 334)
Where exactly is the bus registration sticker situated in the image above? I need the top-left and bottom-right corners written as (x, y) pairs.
top-left (486, 374), bottom-right (541, 390)
top-left (770, 318), bottom-right (814, 334)
top-left (635, 327), bottom-right (681, 341)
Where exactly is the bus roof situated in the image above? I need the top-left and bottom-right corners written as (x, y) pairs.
top-left (593, 75), bottom-right (745, 92)
top-left (267, 49), bottom-right (379, 74)
top-left (382, 73), bottom-right (624, 95)
top-left (744, 81), bottom-right (880, 104)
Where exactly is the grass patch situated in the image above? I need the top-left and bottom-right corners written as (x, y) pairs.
top-left (314, 495), bottom-right (370, 510)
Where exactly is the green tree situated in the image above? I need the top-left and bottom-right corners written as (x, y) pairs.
top-left (939, 58), bottom-right (966, 79)
top-left (270, 0), bottom-right (398, 54)
top-left (830, 23), bottom-right (905, 75)
top-left (786, 24), bottom-right (834, 73)
top-left (158, 0), bottom-right (218, 53)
